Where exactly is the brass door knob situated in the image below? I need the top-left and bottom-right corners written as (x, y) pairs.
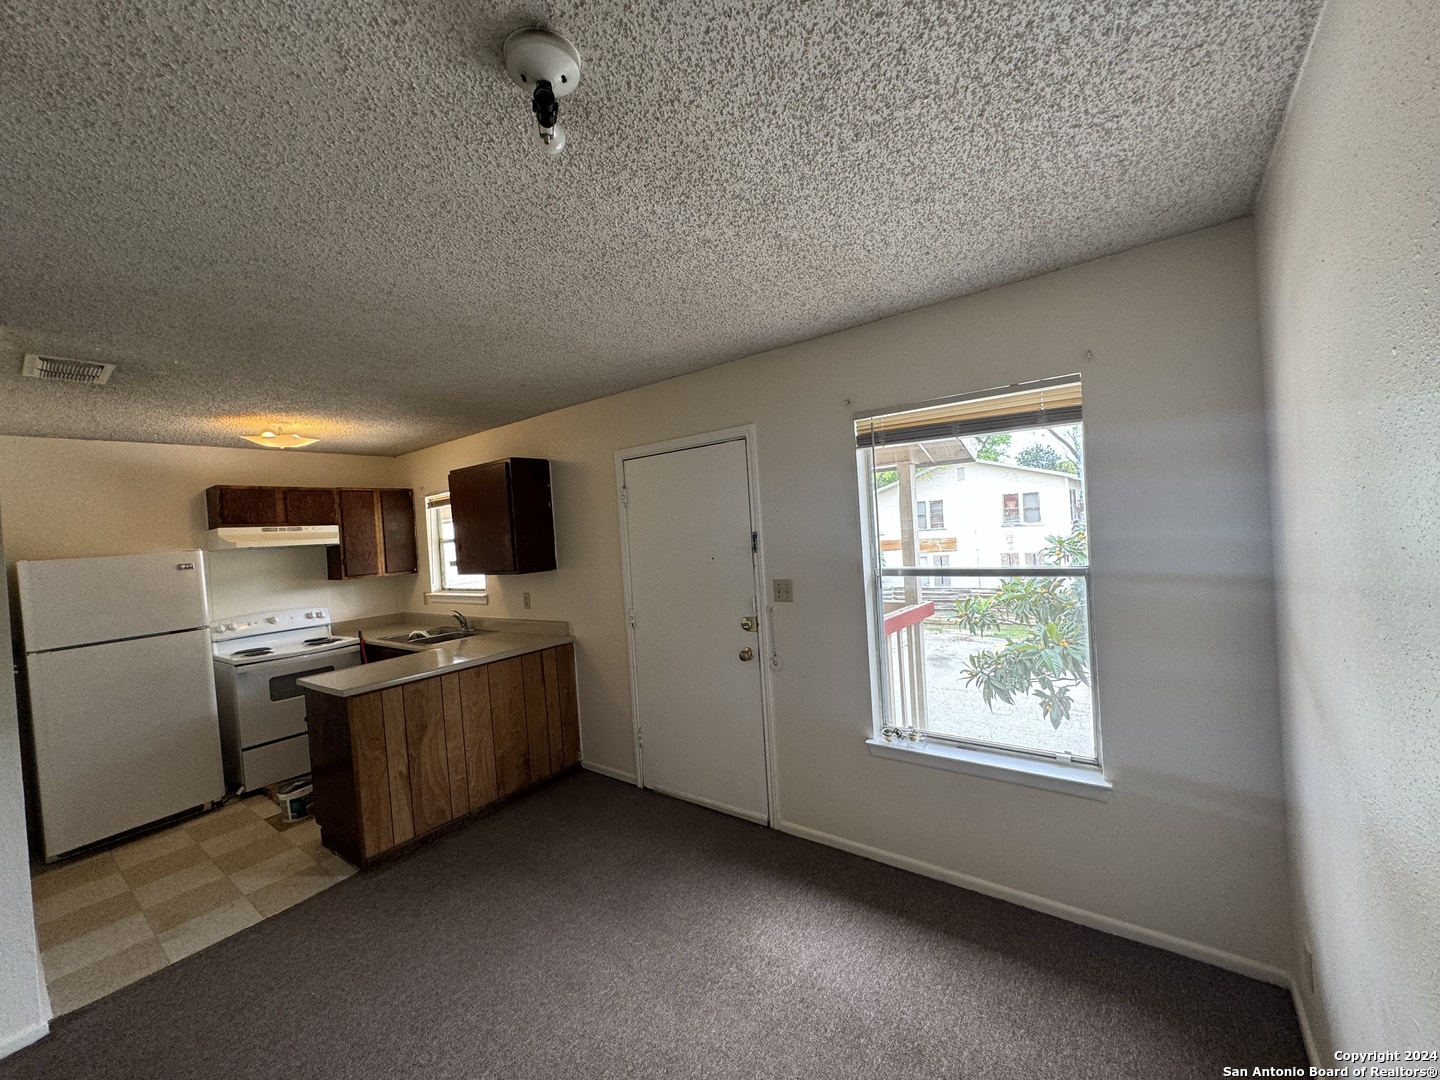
top-left (740, 616), bottom-right (758, 632)
top-left (738, 647), bottom-right (755, 662)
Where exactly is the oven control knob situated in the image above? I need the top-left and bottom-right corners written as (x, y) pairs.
top-left (266, 617), bottom-right (278, 624)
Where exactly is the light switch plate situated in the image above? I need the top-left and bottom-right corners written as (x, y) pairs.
top-left (773, 579), bottom-right (794, 603)
top-left (523, 592), bottom-right (532, 609)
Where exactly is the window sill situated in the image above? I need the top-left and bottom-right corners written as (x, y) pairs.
top-left (865, 737), bottom-right (1112, 800)
top-left (424, 591), bottom-right (489, 605)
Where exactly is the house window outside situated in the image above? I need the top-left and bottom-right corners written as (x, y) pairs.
top-left (916, 502), bottom-right (928, 531)
top-left (927, 500), bottom-right (944, 530)
top-left (856, 376), bottom-right (1098, 765)
top-left (424, 494), bottom-right (487, 599)
top-left (920, 554), bottom-right (951, 585)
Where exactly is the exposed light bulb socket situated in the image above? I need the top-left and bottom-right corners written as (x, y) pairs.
top-left (532, 81), bottom-right (559, 129)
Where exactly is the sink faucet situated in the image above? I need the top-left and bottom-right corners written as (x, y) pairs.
top-left (450, 610), bottom-right (471, 632)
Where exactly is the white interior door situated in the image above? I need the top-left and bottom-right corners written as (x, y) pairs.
top-left (622, 437), bottom-right (769, 822)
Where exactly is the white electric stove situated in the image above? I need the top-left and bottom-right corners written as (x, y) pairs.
top-left (212, 607), bottom-right (362, 791)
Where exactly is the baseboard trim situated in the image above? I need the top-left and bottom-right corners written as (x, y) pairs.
top-left (0, 1020), bottom-right (48, 1060)
top-left (581, 760), bottom-right (638, 785)
top-left (774, 817), bottom-right (1291, 988)
top-left (1289, 978), bottom-right (1321, 1066)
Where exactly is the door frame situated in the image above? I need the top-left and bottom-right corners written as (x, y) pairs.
top-left (614, 425), bottom-right (779, 824)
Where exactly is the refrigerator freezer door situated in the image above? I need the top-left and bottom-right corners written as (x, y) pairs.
top-left (27, 628), bottom-right (225, 858)
top-left (17, 550), bottom-right (211, 653)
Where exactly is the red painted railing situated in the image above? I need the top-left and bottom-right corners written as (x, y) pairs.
top-left (883, 600), bottom-right (935, 636)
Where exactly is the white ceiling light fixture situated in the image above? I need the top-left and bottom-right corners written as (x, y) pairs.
top-left (502, 27), bottom-right (581, 158)
top-left (241, 427), bottom-right (318, 450)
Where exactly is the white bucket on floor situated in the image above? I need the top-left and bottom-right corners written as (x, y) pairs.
top-left (275, 777), bottom-right (313, 822)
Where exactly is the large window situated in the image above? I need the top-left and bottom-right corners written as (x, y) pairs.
top-left (424, 494), bottom-right (487, 599)
top-left (857, 377), bottom-right (1099, 766)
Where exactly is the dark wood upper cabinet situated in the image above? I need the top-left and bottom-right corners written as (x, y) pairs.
top-left (281, 488), bottom-right (339, 526)
top-left (207, 484), bottom-right (416, 579)
top-left (326, 488), bottom-right (418, 580)
top-left (379, 489), bottom-right (418, 574)
top-left (206, 486), bottom-right (285, 528)
top-left (449, 458), bottom-right (556, 575)
top-left (336, 489), bottom-right (383, 578)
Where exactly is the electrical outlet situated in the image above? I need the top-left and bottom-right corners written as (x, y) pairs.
top-left (523, 592), bottom-right (532, 609)
top-left (773, 578), bottom-right (794, 603)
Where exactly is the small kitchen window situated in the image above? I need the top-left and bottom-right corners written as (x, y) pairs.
top-left (425, 494), bottom-right (487, 602)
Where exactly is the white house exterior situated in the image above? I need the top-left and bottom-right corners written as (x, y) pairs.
top-left (873, 460), bottom-right (1082, 584)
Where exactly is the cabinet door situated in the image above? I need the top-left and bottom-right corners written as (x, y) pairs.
top-left (379, 489), bottom-right (418, 574)
top-left (450, 461), bottom-right (515, 575)
top-left (509, 459), bottom-right (558, 574)
top-left (338, 490), bottom-right (381, 577)
top-left (282, 488), bottom-right (338, 525)
top-left (487, 657), bottom-right (531, 797)
top-left (521, 651), bottom-right (552, 780)
top-left (402, 679), bottom-right (453, 835)
top-left (555, 643), bottom-right (581, 768)
top-left (206, 486), bottom-right (283, 528)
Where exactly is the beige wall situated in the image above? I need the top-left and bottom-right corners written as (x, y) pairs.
top-left (399, 219), bottom-right (1294, 975)
top-left (1257, 0), bottom-right (1440, 1055)
top-left (0, 436), bottom-right (412, 623)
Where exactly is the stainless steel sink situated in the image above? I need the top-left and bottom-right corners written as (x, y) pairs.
top-left (380, 627), bottom-right (490, 646)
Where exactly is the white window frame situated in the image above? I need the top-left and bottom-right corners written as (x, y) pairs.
top-left (1022, 491), bottom-right (1042, 524)
top-left (1002, 492), bottom-right (1021, 526)
top-left (854, 376), bottom-right (1109, 798)
top-left (423, 493), bottom-right (488, 604)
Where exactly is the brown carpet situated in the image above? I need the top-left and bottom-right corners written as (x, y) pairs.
top-left (1, 770), bottom-right (1307, 1079)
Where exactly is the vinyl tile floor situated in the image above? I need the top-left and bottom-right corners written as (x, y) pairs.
top-left (29, 795), bottom-right (355, 1016)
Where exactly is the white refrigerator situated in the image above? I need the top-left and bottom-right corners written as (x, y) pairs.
top-left (18, 550), bottom-right (226, 860)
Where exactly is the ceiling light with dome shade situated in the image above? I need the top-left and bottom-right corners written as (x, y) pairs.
top-left (241, 428), bottom-right (318, 449)
top-left (502, 27), bottom-right (581, 157)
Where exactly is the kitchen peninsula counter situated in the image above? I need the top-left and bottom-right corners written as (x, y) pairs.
top-left (301, 633), bottom-right (580, 868)
top-left (298, 630), bottom-right (574, 698)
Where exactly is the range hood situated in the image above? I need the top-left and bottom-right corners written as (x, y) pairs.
top-left (207, 525), bottom-right (339, 550)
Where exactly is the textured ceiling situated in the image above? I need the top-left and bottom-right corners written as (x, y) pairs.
top-left (0, 0), bottom-right (1322, 455)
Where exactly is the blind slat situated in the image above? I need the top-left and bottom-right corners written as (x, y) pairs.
top-left (856, 379), bottom-right (1082, 447)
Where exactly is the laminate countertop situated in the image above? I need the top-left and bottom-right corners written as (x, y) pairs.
top-left (298, 631), bottom-right (576, 698)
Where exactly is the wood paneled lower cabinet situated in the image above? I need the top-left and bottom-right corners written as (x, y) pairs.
top-left (305, 645), bottom-right (580, 867)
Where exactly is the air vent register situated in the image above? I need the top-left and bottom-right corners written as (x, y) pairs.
top-left (22, 354), bottom-right (115, 385)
